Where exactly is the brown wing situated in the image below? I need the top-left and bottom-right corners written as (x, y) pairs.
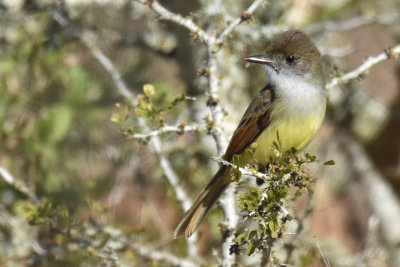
top-left (223, 84), bottom-right (275, 161)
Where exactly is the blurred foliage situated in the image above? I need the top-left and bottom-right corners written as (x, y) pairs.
top-left (231, 140), bottom-right (319, 256)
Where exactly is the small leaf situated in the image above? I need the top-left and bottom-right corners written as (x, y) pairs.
top-left (232, 154), bottom-right (240, 166)
top-left (247, 241), bottom-right (256, 256)
top-left (250, 188), bottom-right (260, 198)
top-left (323, 160), bottom-right (335, 165)
top-left (236, 233), bottom-right (247, 245)
top-left (168, 93), bottom-right (186, 109)
top-left (305, 153), bottom-right (317, 161)
top-left (269, 220), bottom-right (278, 238)
top-left (268, 220), bottom-right (274, 232)
top-left (143, 84), bottom-right (155, 97)
top-left (248, 230), bottom-right (257, 240)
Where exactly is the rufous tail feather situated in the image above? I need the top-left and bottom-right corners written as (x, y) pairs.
top-left (174, 166), bottom-right (231, 238)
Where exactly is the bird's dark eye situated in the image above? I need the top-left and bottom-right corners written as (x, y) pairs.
top-left (286, 55), bottom-right (295, 64)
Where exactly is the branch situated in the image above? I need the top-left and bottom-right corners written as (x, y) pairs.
top-left (0, 166), bottom-right (37, 202)
top-left (314, 236), bottom-right (331, 267)
top-left (130, 243), bottom-right (199, 267)
top-left (146, 121), bottom-right (193, 212)
top-left (51, 5), bottom-right (198, 254)
top-left (135, 0), bottom-right (210, 43)
top-left (284, 191), bottom-right (313, 264)
top-left (341, 133), bottom-right (400, 245)
top-left (131, 124), bottom-right (204, 140)
top-left (326, 44), bottom-right (400, 90)
top-left (307, 12), bottom-right (400, 34)
top-left (211, 157), bottom-right (270, 180)
top-left (51, 10), bottom-right (134, 102)
top-left (216, 0), bottom-right (265, 44)
top-left (260, 239), bottom-right (274, 267)
top-left (52, 5), bottom-right (193, 212)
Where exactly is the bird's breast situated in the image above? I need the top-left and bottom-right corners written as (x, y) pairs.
top-left (239, 83), bottom-right (326, 166)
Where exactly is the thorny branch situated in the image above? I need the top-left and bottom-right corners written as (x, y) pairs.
top-left (307, 12), bottom-right (400, 34)
top-left (131, 124), bottom-right (205, 141)
top-left (340, 133), bottom-right (400, 249)
top-left (51, 5), bottom-right (199, 257)
top-left (130, 242), bottom-right (199, 267)
top-left (0, 167), bottom-right (37, 202)
top-left (136, 0), bottom-right (210, 43)
top-left (216, 0), bottom-right (264, 44)
top-left (212, 157), bottom-right (270, 180)
top-left (326, 44), bottom-right (400, 90)
top-left (136, 1), bottom-right (266, 265)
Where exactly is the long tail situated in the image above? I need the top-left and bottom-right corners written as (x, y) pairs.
top-left (174, 166), bottom-right (231, 238)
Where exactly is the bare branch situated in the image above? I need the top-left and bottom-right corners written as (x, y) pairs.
top-left (211, 157), bottom-right (270, 180)
top-left (206, 40), bottom-right (229, 155)
top-left (147, 120), bottom-right (193, 212)
top-left (51, 5), bottom-right (198, 253)
top-left (130, 243), bottom-right (199, 267)
top-left (135, 0), bottom-right (210, 43)
top-left (51, 10), bottom-right (134, 102)
top-left (0, 166), bottom-right (36, 201)
top-left (260, 239), bottom-right (274, 267)
top-left (284, 191), bottom-right (313, 264)
top-left (341, 133), bottom-right (400, 244)
top-left (132, 124), bottom-right (204, 140)
top-left (217, 0), bottom-right (265, 44)
top-left (326, 44), bottom-right (400, 90)
top-left (314, 236), bottom-right (331, 267)
top-left (307, 12), bottom-right (400, 34)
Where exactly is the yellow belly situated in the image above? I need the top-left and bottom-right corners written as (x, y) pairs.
top-left (238, 110), bottom-right (325, 166)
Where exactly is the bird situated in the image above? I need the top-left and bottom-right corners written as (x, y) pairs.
top-left (174, 30), bottom-right (327, 238)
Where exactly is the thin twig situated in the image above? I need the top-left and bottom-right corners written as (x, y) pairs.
top-left (211, 157), bottom-right (270, 180)
top-left (146, 120), bottom-right (193, 212)
top-left (52, 8), bottom-right (193, 211)
top-left (51, 10), bottom-right (134, 102)
top-left (135, 0), bottom-right (210, 43)
top-left (307, 12), bottom-right (400, 34)
top-left (284, 191), bottom-right (313, 264)
top-left (0, 166), bottom-right (37, 202)
top-left (132, 124), bottom-right (204, 140)
top-left (51, 5), bottom-right (198, 255)
top-left (217, 0), bottom-right (265, 44)
top-left (340, 133), bottom-right (400, 245)
top-left (130, 242), bottom-right (199, 267)
top-left (314, 236), bottom-right (330, 267)
top-left (326, 44), bottom-right (400, 90)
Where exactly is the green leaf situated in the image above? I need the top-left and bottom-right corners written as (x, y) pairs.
top-left (305, 153), bottom-right (317, 161)
top-left (247, 241), bottom-right (256, 256)
top-left (250, 188), bottom-right (260, 198)
top-left (236, 233), bottom-right (247, 245)
top-left (23, 202), bottom-right (45, 225)
top-left (248, 230), bottom-right (257, 240)
top-left (268, 220), bottom-right (274, 231)
top-left (323, 160), bottom-right (335, 165)
top-left (232, 154), bottom-right (240, 166)
top-left (168, 93), bottom-right (186, 109)
top-left (269, 220), bottom-right (278, 238)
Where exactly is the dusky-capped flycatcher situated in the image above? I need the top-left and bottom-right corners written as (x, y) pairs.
top-left (174, 30), bottom-right (327, 238)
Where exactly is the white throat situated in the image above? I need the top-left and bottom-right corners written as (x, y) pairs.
top-left (265, 67), bottom-right (327, 117)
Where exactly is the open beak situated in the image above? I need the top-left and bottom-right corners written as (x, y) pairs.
top-left (244, 54), bottom-right (274, 65)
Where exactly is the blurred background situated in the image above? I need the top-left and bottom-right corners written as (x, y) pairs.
top-left (0, 0), bottom-right (400, 266)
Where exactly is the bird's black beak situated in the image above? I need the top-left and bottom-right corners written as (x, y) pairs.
top-left (244, 54), bottom-right (274, 65)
